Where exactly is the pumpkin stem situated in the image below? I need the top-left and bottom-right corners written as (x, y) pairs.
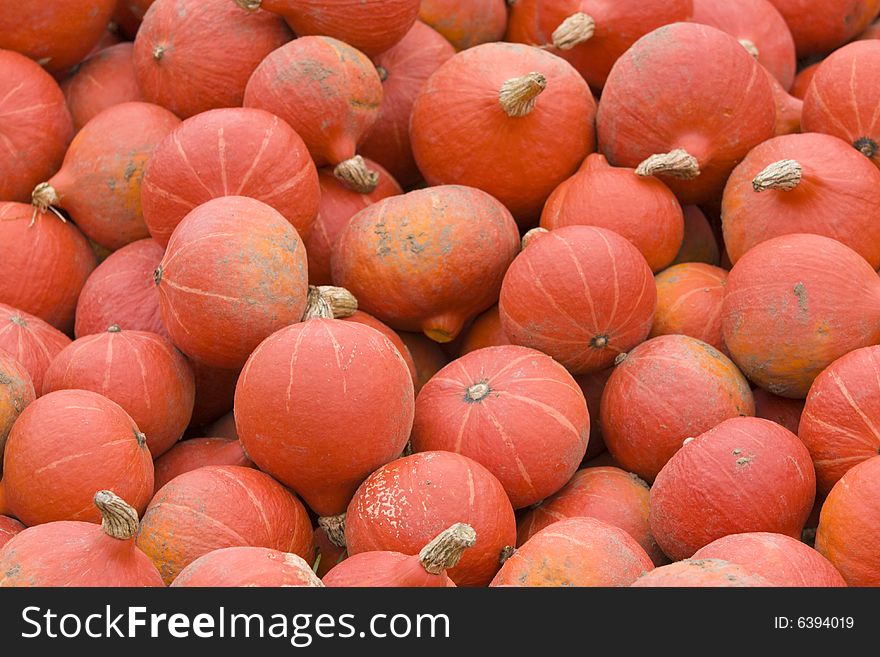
top-left (635, 149), bottom-right (700, 180)
top-left (29, 183), bottom-right (66, 227)
top-left (152, 44), bottom-right (166, 61)
top-left (500, 545), bottom-right (516, 565)
top-left (153, 265), bottom-right (163, 286)
top-left (301, 285), bottom-right (358, 321)
top-left (333, 155), bottom-right (379, 194)
top-left (738, 38), bottom-right (760, 59)
top-left (552, 13), bottom-right (596, 50)
top-left (854, 136), bottom-right (878, 159)
top-left (752, 159), bottom-right (802, 192)
top-left (318, 514), bottom-right (347, 549)
top-left (107, 324), bottom-right (122, 333)
top-left (521, 227), bottom-right (549, 250)
top-left (94, 490), bottom-right (139, 541)
top-left (235, 0), bottom-right (262, 8)
top-left (465, 381), bottom-right (491, 402)
top-left (376, 65), bottom-right (389, 82)
top-left (614, 352), bottom-right (628, 365)
top-left (499, 72), bottom-right (547, 117)
top-left (418, 523), bottom-right (477, 575)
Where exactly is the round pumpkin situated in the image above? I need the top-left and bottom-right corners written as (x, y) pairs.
top-left (31, 101), bottom-right (181, 251)
top-left (499, 226), bottom-right (657, 375)
top-left (171, 547), bottom-right (322, 587)
top-left (0, 516), bottom-right (24, 549)
top-left (458, 306), bottom-right (510, 356)
top-left (332, 185), bottom-right (520, 343)
top-left (188, 362), bottom-right (240, 429)
top-left (397, 332), bottom-right (450, 394)
top-left (766, 0), bottom-right (880, 57)
top-left (649, 416), bottom-right (816, 560)
top-left (155, 195), bottom-right (309, 369)
top-left (721, 233), bottom-right (880, 398)
top-left (597, 22), bottom-right (776, 205)
top-left (153, 437), bottom-right (253, 494)
top-left (692, 532), bottom-right (845, 586)
top-left (0, 304), bottom-right (71, 394)
top-left (133, 0), bottom-right (292, 118)
top-left (344, 451), bottom-right (516, 587)
top-left (2, 389), bottom-right (154, 526)
top-left (0, 50), bottom-right (73, 203)
top-left (42, 327), bottom-right (195, 458)
top-left (753, 388), bottom-right (803, 435)
top-left (410, 42), bottom-right (595, 224)
top-left (491, 516), bottom-right (653, 587)
top-left (418, 0), bottom-right (506, 50)
top-left (136, 465), bottom-right (313, 585)
top-left (815, 455), bottom-right (880, 586)
top-left (142, 107), bottom-right (319, 248)
top-left (574, 368), bottom-right (613, 461)
top-left (0, 352), bottom-right (35, 473)
top-left (342, 311), bottom-right (417, 386)
top-left (670, 206), bottom-right (721, 266)
top-left (0, 202), bottom-right (96, 334)
top-left (631, 558), bottom-right (773, 587)
top-left (790, 62), bottom-right (819, 99)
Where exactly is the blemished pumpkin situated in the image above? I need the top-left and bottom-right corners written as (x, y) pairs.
top-left (171, 547), bottom-right (322, 587)
top-left (491, 516), bottom-right (654, 587)
top-left (540, 154), bottom-right (684, 273)
top-left (499, 226), bottom-right (657, 375)
top-left (332, 186), bottom-right (520, 343)
top-left (0, 303), bottom-right (71, 395)
top-left (0, 491), bottom-right (164, 587)
top-left (766, 0), bottom-right (880, 57)
top-left (142, 107), bottom-right (319, 248)
top-left (650, 263), bottom-right (728, 354)
top-left (411, 345), bottom-right (590, 509)
top-left (649, 416), bottom-right (816, 560)
top-left (721, 233), bottom-right (880, 398)
top-left (0, 50), bottom-right (73, 203)
top-left (597, 22), bottom-right (776, 205)
top-left (815, 455), bottom-right (880, 586)
top-left (418, 0), bottom-right (507, 50)
top-left (154, 195), bottom-right (309, 369)
top-left (136, 465), bottom-right (313, 585)
top-left (1, 389), bottom-right (154, 526)
top-left (410, 42), bottom-right (596, 224)
top-left (670, 206), bottom-right (721, 266)
top-left (0, 353), bottom-right (35, 473)
top-left (133, 0), bottom-right (292, 118)
top-left (631, 558), bottom-right (773, 587)
top-left (753, 388), bottom-right (803, 435)
top-left (722, 133), bottom-right (880, 268)
top-left (30, 102), bottom-right (181, 251)
top-left (153, 437), bottom-right (253, 493)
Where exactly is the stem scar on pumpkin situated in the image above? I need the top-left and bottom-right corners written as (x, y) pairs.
top-left (498, 72), bottom-right (547, 118)
top-left (854, 136), bottom-right (878, 158)
top-left (464, 381), bottom-right (491, 403)
top-left (590, 334), bottom-right (609, 349)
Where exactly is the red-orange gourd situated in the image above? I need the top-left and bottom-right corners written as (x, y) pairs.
top-left (133, 0), bottom-right (292, 118)
top-left (649, 417), bottom-right (816, 560)
top-left (418, 0), bottom-right (506, 50)
top-left (0, 352), bottom-right (35, 472)
top-left (332, 186), bottom-right (520, 343)
top-left (753, 388), bottom-right (803, 435)
top-left (670, 206), bottom-right (721, 266)
top-left (766, 0), bottom-right (880, 57)
top-left (171, 547), bottom-right (322, 587)
top-left (136, 465), bottom-right (313, 585)
top-left (0, 50), bottom-right (73, 202)
top-left (0, 516), bottom-right (24, 549)
top-left (345, 451), bottom-right (516, 587)
top-left (790, 62), bottom-right (819, 99)
top-left (397, 332), bottom-right (450, 394)
top-left (721, 234), bottom-right (880, 398)
top-left (142, 108), bottom-right (319, 248)
top-left (631, 558), bottom-right (773, 587)
top-left (155, 196), bottom-right (308, 369)
top-left (410, 42), bottom-right (596, 224)
top-left (597, 22), bottom-right (776, 206)
top-left (499, 226), bottom-right (657, 375)
top-left (2, 389), bottom-right (154, 526)
top-left (189, 362), bottom-right (240, 429)
top-left (766, 71), bottom-right (802, 136)
top-left (342, 311), bottom-right (417, 386)
top-left (458, 306), bottom-right (510, 356)
top-left (574, 368), bottom-right (612, 461)
top-left (153, 437), bottom-right (253, 493)
top-left (0, 304), bottom-right (71, 394)
top-left (31, 102), bottom-right (181, 251)
top-left (650, 263), bottom-right (728, 354)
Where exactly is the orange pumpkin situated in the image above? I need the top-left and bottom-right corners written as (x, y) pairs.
top-left (790, 62), bottom-right (819, 99)
top-left (574, 368), bottom-right (613, 461)
top-left (458, 306), bottom-right (510, 356)
top-left (342, 311), bottom-right (417, 387)
top-left (153, 437), bottom-right (253, 494)
top-left (766, 71), bottom-right (802, 136)
top-left (0, 516), bottom-right (24, 549)
top-left (766, 0), bottom-right (880, 57)
top-left (753, 388), bottom-right (803, 435)
top-left (0, 304), bottom-right (71, 394)
top-left (188, 361), bottom-right (240, 429)
top-left (631, 558), bottom-right (773, 587)
top-left (396, 332), bottom-right (450, 394)
top-left (171, 547), bottom-right (322, 587)
top-left (650, 263), bottom-right (728, 354)
top-left (418, 0), bottom-right (506, 50)
top-left (0, 352), bottom-right (35, 473)
top-left (670, 206), bottom-right (721, 266)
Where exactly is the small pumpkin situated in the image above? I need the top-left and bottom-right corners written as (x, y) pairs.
top-left (0, 352), bottom-right (35, 473)
top-left (766, 0), bottom-right (880, 57)
top-left (753, 388), bottom-right (803, 435)
top-left (153, 437), bottom-right (253, 493)
top-left (670, 206), bottom-right (721, 266)
top-left (0, 516), bottom-right (24, 549)
top-left (171, 547), bottom-right (322, 587)
top-left (0, 304), bottom-right (71, 394)
top-left (418, 0), bottom-right (506, 50)
top-left (631, 558), bottom-right (773, 587)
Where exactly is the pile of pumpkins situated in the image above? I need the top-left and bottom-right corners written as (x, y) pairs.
top-left (0, 0), bottom-right (879, 588)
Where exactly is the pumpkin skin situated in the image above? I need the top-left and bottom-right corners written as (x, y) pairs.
top-left (32, 102), bottom-right (181, 251)
top-left (397, 332), bottom-right (450, 394)
top-left (345, 451), bottom-right (517, 587)
top-left (574, 368), bottom-right (612, 461)
top-left (360, 22), bottom-right (455, 188)
top-left (343, 311), bottom-right (417, 387)
top-left (115, 0), bottom-right (154, 39)
top-left (332, 186), bottom-right (520, 343)
top-left (499, 226), bottom-right (657, 375)
top-left (0, 304), bottom-right (71, 395)
top-left (235, 319), bottom-right (414, 516)
top-left (693, 532), bottom-right (845, 587)
top-left (136, 465), bottom-right (313, 585)
top-left (801, 41), bottom-right (880, 170)
top-left (153, 438), bottom-right (253, 493)
top-left (0, 202), bottom-right (96, 334)
top-left (410, 42), bottom-right (596, 224)
top-left (767, 71), bottom-right (802, 136)
top-left (0, 516), bottom-right (24, 549)
top-left (790, 62), bottom-right (819, 100)
top-left (722, 133), bottom-right (880, 268)
top-left (721, 234), bottom-right (880, 399)
top-left (133, 0), bottom-right (292, 118)
top-left (2, 389), bottom-right (154, 526)
top-left (650, 263), bottom-right (728, 354)
top-left (799, 346), bottom-right (880, 495)
top-left (766, 0), bottom-right (880, 57)
top-left (691, 0), bottom-right (796, 90)
top-left (507, 0), bottom-right (693, 91)
top-left (155, 196), bottom-right (309, 370)
top-left (601, 334), bottom-right (753, 481)
top-left (458, 306), bottom-right (510, 356)
top-left (418, 0), bottom-right (506, 50)
top-left (517, 467), bottom-right (664, 565)
top-left (244, 36), bottom-right (382, 171)
top-left (815, 455), bottom-right (880, 586)
top-left (0, 0), bottom-right (117, 72)
top-left (42, 328), bottom-right (195, 458)
top-left (671, 206), bottom-right (721, 266)
top-left (597, 22), bottom-right (776, 206)
top-left (631, 558), bottom-right (773, 587)
top-left (860, 18), bottom-right (880, 38)
top-left (411, 345), bottom-right (590, 509)
top-left (753, 388), bottom-right (803, 435)
top-left (204, 411), bottom-right (238, 440)
top-left (0, 50), bottom-right (73, 203)
top-left (0, 353), bottom-right (35, 473)
top-left (188, 362), bottom-right (240, 429)
top-left (74, 239), bottom-right (167, 339)
top-left (540, 154), bottom-right (684, 273)
top-left (313, 526), bottom-right (346, 578)
top-left (491, 516), bottom-right (654, 587)
top-left (649, 417), bottom-right (816, 560)
top-left (62, 43), bottom-right (144, 132)
top-left (142, 107), bottom-right (319, 248)
top-left (305, 161), bottom-right (402, 286)
top-left (171, 547), bottom-right (322, 587)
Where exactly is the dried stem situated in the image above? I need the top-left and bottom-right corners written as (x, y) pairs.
top-left (752, 159), bottom-right (802, 192)
top-left (418, 523), bottom-right (477, 574)
top-left (333, 155), bottom-right (379, 194)
top-left (552, 13), bottom-right (596, 50)
top-left (301, 286), bottom-right (358, 321)
top-left (94, 490), bottom-right (139, 541)
top-left (318, 514), bottom-right (347, 549)
top-left (499, 72), bottom-right (547, 117)
top-left (30, 183), bottom-right (66, 227)
top-left (635, 149), bottom-right (700, 180)
top-left (521, 227), bottom-right (548, 249)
